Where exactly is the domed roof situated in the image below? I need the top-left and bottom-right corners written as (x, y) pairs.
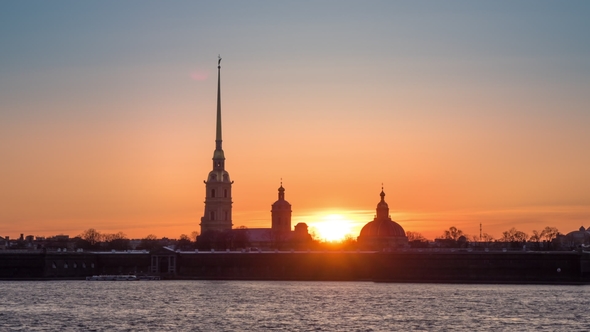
top-left (272, 199), bottom-right (291, 208)
top-left (358, 188), bottom-right (406, 239)
top-left (272, 185), bottom-right (291, 209)
top-left (565, 227), bottom-right (590, 239)
top-left (359, 219), bottom-right (406, 238)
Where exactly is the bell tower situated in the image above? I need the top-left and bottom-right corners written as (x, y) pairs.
top-left (271, 181), bottom-right (292, 233)
top-left (200, 56), bottom-right (233, 234)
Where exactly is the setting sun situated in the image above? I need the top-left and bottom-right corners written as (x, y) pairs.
top-left (310, 214), bottom-right (354, 242)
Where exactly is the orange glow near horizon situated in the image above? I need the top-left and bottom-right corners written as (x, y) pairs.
top-left (305, 213), bottom-right (355, 242)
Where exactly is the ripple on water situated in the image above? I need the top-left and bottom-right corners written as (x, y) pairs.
top-left (0, 281), bottom-right (589, 331)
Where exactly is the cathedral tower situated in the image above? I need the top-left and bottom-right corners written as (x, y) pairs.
top-left (200, 57), bottom-right (233, 234)
top-left (271, 182), bottom-right (292, 233)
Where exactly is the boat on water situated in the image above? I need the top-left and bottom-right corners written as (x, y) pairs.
top-left (86, 275), bottom-right (160, 281)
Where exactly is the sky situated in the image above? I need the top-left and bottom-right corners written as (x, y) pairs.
top-left (1, 1), bottom-right (589, 241)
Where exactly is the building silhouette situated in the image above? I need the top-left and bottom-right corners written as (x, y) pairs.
top-left (358, 188), bottom-right (408, 249)
top-left (271, 182), bottom-right (292, 234)
top-left (200, 57), bottom-right (233, 234)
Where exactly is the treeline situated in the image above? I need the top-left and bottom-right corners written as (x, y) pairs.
top-left (73, 225), bottom-right (562, 252)
top-left (405, 226), bottom-right (561, 248)
top-left (76, 228), bottom-right (199, 251)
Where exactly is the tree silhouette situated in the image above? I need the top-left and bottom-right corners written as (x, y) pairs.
top-left (406, 231), bottom-right (427, 242)
top-left (500, 227), bottom-right (528, 242)
top-left (541, 226), bottom-right (559, 241)
top-left (441, 226), bottom-right (465, 241)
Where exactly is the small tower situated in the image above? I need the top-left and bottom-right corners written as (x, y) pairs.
top-left (200, 56), bottom-right (233, 234)
top-left (271, 181), bottom-right (292, 233)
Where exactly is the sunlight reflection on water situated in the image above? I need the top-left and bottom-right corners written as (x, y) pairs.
top-left (0, 281), bottom-right (588, 331)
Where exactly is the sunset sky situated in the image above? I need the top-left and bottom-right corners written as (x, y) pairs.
top-left (1, 1), bottom-right (589, 241)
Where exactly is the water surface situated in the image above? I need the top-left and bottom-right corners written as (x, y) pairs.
top-left (0, 281), bottom-right (588, 331)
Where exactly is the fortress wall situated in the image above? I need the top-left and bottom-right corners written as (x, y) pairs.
top-left (1, 250), bottom-right (588, 283)
top-left (178, 252), bottom-right (374, 280)
top-left (43, 253), bottom-right (99, 278)
top-left (0, 253), bottom-right (45, 278)
top-left (373, 251), bottom-right (585, 283)
top-left (94, 253), bottom-right (151, 275)
top-left (176, 251), bottom-right (588, 283)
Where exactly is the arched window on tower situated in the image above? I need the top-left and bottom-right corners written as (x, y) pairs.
top-left (211, 189), bottom-right (216, 198)
top-left (224, 189), bottom-right (228, 198)
top-left (210, 211), bottom-right (215, 220)
top-left (224, 211), bottom-right (229, 220)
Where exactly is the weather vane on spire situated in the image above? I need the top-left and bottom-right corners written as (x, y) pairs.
top-left (218, 55), bottom-right (222, 66)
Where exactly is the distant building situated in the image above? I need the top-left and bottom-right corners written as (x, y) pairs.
top-left (357, 188), bottom-right (408, 249)
top-left (200, 57), bottom-right (233, 234)
top-left (555, 226), bottom-right (590, 248)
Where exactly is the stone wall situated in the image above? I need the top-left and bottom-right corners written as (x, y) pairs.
top-left (1, 250), bottom-right (588, 283)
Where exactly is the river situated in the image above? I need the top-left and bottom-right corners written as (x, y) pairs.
top-left (0, 281), bottom-right (587, 331)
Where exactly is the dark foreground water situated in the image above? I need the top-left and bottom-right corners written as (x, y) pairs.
top-left (0, 281), bottom-right (588, 331)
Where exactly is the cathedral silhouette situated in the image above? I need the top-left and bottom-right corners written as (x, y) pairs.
top-left (197, 58), bottom-right (311, 249)
top-left (198, 58), bottom-right (406, 250)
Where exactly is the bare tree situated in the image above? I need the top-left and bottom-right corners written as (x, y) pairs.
top-left (529, 230), bottom-right (542, 242)
top-left (541, 226), bottom-right (559, 241)
top-left (501, 227), bottom-right (528, 242)
top-left (441, 226), bottom-right (464, 241)
top-left (103, 231), bottom-right (127, 242)
top-left (406, 231), bottom-right (427, 242)
top-left (481, 233), bottom-right (495, 242)
top-left (80, 228), bottom-right (102, 245)
top-left (190, 230), bottom-right (200, 242)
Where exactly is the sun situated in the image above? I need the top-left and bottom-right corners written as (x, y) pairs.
top-left (313, 214), bottom-right (353, 242)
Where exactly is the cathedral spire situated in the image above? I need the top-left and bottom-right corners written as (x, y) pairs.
top-left (215, 55), bottom-right (223, 151)
top-left (212, 55), bottom-right (225, 168)
top-left (201, 56), bottom-right (233, 235)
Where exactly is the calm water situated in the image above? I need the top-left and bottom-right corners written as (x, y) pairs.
top-left (0, 281), bottom-right (588, 331)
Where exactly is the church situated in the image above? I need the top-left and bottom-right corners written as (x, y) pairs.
top-left (198, 58), bottom-right (407, 250)
top-left (197, 58), bottom-right (311, 249)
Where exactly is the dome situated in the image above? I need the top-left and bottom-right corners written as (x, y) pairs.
top-left (272, 185), bottom-right (291, 209)
top-left (357, 188), bottom-right (408, 249)
top-left (272, 199), bottom-right (291, 209)
top-left (563, 227), bottom-right (590, 245)
top-left (359, 219), bottom-right (406, 238)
